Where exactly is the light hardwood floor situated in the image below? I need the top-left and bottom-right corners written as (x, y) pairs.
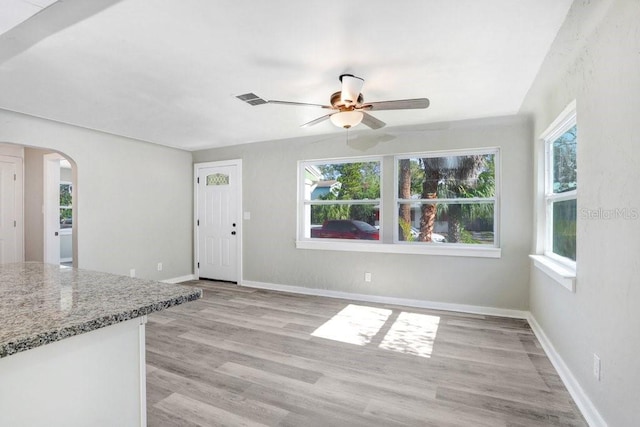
top-left (146, 281), bottom-right (587, 426)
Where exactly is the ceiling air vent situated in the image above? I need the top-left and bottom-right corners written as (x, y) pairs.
top-left (236, 93), bottom-right (267, 106)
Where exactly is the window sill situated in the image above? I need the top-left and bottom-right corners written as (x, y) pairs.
top-left (529, 255), bottom-right (576, 292)
top-left (296, 240), bottom-right (501, 258)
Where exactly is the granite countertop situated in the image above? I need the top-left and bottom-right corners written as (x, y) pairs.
top-left (0, 262), bottom-right (202, 358)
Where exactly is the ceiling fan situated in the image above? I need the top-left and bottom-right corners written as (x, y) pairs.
top-left (236, 74), bottom-right (430, 130)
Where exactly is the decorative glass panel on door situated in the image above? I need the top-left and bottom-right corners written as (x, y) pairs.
top-left (207, 173), bottom-right (229, 186)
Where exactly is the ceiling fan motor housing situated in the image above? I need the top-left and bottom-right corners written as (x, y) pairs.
top-left (330, 91), bottom-right (364, 111)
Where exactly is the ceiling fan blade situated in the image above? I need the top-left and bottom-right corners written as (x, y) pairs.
top-left (361, 112), bottom-right (386, 129)
top-left (268, 100), bottom-right (333, 109)
top-left (362, 98), bottom-right (430, 111)
top-left (301, 113), bottom-right (333, 128)
top-left (340, 74), bottom-right (364, 105)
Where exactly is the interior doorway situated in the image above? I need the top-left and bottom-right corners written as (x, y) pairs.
top-left (44, 153), bottom-right (74, 266)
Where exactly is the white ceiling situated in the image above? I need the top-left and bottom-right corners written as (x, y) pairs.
top-left (0, 0), bottom-right (573, 151)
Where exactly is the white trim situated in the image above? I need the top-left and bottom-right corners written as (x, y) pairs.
top-left (527, 314), bottom-right (607, 427)
top-left (530, 255), bottom-right (576, 292)
top-left (161, 274), bottom-right (197, 284)
top-left (540, 100), bottom-right (577, 141)
top-left (43, 153), bottom-right (63, 265)
top-left (296, 240), bottom-right (501, 258)
top-left (194, 159), bottom-right (243, 284)
top-left (241, 279), bottom-right (526, 318)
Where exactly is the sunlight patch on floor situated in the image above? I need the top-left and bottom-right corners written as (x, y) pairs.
top-left (379, 312), bottom-right (440, 358)
top-left (312, 305), bottom-right (440, 358)
top-left (311, 304), bottom-right (392, 346)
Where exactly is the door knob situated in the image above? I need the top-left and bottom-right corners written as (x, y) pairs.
top-left (54, 232), bottom-right (59, 236)
top-left (231, 231), bottom-right (236, 235)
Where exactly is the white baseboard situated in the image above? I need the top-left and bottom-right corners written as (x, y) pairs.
top-left (527, 314), bottom-right (607, 427)
top-left (162, 274), bottom-right (197, 284)
top-left (240, 280), bottom-right (528, 319)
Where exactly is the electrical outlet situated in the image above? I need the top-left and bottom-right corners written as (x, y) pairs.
top-left (129, 268), bottom-right (135, 278)
top-left (157, 262), bottom-right (163, 272)
top-left (364, 272), bottom-right (372, 282)
top-left (593, 354), bottom-right (601, 381)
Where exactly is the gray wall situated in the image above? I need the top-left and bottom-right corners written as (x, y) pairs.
top-left (194, 116), bottom-right (533, 311)
top-left (521, 1), bottom-right (639, 425)
top-left (23, 147), bottom-right (51, 262)
top-left (0, 109), bottom-right (194, 280)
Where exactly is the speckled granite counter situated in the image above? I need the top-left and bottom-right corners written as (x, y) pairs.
top-left (0, 262), bottom-right (201, 358)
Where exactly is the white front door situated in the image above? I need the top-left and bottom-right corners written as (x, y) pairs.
top-left (196, 162), bottom-right (240, 282)
top-left (0, 156), bottom-right (20, 264)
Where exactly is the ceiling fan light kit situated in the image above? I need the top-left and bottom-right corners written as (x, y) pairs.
top-left (330, 110), bottom-right (364, 129)
top-left (237, 74), bottom-right (429, 130)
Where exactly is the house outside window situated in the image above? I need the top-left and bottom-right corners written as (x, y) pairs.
top-left (543, 108), bottom-right (577, 265)
top-left (395, 150), bottom-right (498, 246)
top-left (300, 158), bottom-right (381, 241)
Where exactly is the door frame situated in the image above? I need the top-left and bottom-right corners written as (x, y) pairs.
top-left (194, 159), bottom-right (243, 283)
top-left (43, 153), bottom-right (63, 265)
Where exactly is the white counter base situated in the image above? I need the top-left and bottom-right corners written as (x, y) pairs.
top-left (0, 316), bottom-right (147, 427)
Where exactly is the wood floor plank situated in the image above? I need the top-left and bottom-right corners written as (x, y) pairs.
top-left (146, 280), bottom-right (587, 426)
top-left (148, 367), bottom-right (290, 425)
top-left (180, 330), bottom-right (438, 399)
top-left (154, 392), bottom-right (271, 427)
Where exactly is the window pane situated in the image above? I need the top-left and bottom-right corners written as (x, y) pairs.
top-left (310, 204), bottom-right (379, 240)
top-left (398, 202), bottom-right (494, 244)
top-left (306, 161), bottom-right (380, 201)
top-left (397, 154), bottom-right (495, 199)
top-left (60, 183), bottom-right (72, 207)
top-left (60, 183), bottom-right (73, 228)
top-left (552, 125), bottom-right (577, 193)
top-left (552, 199), bottom-right (576, 260)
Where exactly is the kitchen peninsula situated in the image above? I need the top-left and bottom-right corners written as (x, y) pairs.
top-left (0, 262), bottom-right (201, 427)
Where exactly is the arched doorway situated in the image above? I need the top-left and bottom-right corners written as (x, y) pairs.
top-left (0, 142), bottom-right (77, 266)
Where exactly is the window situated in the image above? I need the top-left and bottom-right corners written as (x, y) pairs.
top-left (60, 182), bottom-right (72, 230)
top-left (300, 159), bottom-right (381, 241)
top-left (298, 150), bottom-right (501, 258)
top-left (544, 109), bottom-right (577, 265)
top-left (395, 150), bottom-right (497, 245)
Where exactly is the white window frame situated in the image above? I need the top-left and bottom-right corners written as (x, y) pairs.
top-left (296, 151), bottom-right (501, 258)
top-left (297, 156), bottom-right (383, 244)
top-left (393, 148), bottom-right (500, 249)
top-left (543, 108), bottom-right (577, 269)
top-left (532, 101), bottom-right (577, 291)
